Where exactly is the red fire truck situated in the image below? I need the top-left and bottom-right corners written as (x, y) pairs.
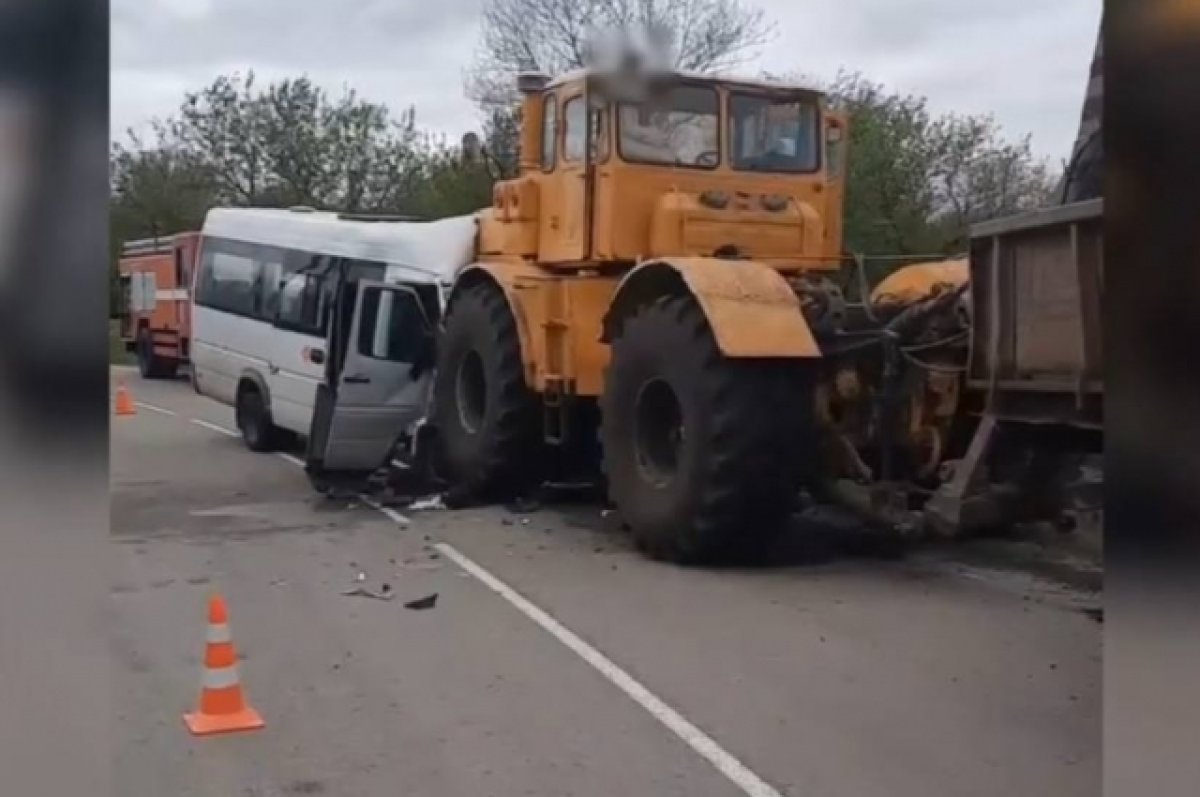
top-left (116, 232), bottom-right (200, 379)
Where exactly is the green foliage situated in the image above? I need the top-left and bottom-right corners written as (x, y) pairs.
top-left (167, 72), bottom-right (427, 211)
top-left (109, 73), bottom-right (499, 311)
top-left (109, 121), bottom-right (219, 314)
top-left (110, 72), bottom-right (495, 223)
top-left (400, 142), bottom-right (497, 219)
top-left (826, 71), bottom-right (1058, 259)
top-left (109, 65), bottom-right (1059, 305)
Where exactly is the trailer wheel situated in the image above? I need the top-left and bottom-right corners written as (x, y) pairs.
top-left (601, 294), bottom-right (812, 563)
top-left (433, 281), bottom-right (538, 498)
top-left (236, 382), bottom-right (292, 452)
top-left (136, 330), bottom-right (177, 379)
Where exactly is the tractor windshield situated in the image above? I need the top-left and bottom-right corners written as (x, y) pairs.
top-left (617, 84), bottom-right (719, 168)
top-left (729, 92), bottom-right (820, 173)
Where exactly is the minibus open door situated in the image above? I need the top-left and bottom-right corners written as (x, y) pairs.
top-left (306, 279), bottom-right (435, 487)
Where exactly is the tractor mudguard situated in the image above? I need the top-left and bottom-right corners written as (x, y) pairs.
top-left (601, 257), bottom-right (821, 358)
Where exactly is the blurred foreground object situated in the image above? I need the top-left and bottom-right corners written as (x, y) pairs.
top-left (0, 2), bottom-right (109, 796)
top-left (1105, 1), bottom-right (1200, 796)
top-left (0, 0), bottom-right (106, 436)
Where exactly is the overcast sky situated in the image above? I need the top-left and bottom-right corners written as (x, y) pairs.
top-left (111, 0), bottom-right (1102, 163)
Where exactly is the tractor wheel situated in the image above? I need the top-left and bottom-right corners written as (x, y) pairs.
top-left (433, 281), bottom-right (539, 498)
top-left (601, 294), bottom-right (813, 563)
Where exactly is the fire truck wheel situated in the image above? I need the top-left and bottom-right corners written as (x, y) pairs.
top-left (432, 281), bottom-right (539, 499)
top-left (601, 294), bottom-right (812, 564)
top-left (136, 330), bottom-right (177, 379)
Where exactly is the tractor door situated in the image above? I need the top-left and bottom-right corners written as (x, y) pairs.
top-left (306, 280), bottom-right (436, 478)
top-left (539, 88), bottom-right (593, 262)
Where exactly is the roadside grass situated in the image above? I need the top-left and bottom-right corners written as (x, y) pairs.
top-left (109, 319), bottom-right (134, 365)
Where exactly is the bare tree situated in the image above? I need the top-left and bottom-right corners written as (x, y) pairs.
top-left (467, 0), bottom-right (775, 105)
top-left (928, 114), bottom-right (1056, 236)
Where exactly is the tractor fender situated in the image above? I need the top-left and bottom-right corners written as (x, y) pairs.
top-left (601, 257), bottom-right (821, 357)
top-left (446, 261), bottom-right (539, 381)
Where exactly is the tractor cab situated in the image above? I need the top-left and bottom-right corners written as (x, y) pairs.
top-left (478, 67), bottom-right (847, 271)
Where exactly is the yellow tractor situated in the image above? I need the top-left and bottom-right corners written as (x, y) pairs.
top-left (432, 67), bottom-right (967, 562)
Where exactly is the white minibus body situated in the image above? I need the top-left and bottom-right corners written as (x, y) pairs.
top-left (191, 207), bottom-right (476, 476)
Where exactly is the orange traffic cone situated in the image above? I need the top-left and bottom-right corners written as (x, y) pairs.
top-left (183, 593), bottom-right (265, 736)
top-left (114, 383), bottom-right (136, 416)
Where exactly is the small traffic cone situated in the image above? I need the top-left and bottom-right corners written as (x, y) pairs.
top-left (183, 593), bottom-right (265, 736)
top-left (114, 383), bottom-right (136, 416)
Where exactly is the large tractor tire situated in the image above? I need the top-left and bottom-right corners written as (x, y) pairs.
top-left (601, 294), bottom-right (813, 563)
top-left (433, 281), bottom-right (539, 498)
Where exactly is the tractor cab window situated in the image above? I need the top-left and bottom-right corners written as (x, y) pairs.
top-left (541, 94), bottom-right (557, 170)
top-left (565, 93), bottom-right (609, 163)
top-left (729, 93), bottom-right (820, 173)
top-left (563, 96), bottom-right (585, 161)
top-left (618, 84), bottom-right (719, 168)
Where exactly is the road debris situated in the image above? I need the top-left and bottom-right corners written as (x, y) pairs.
top-left (270, 578), bottom-right (289, 587)
top-left (404, 593), bottom-right (438, 610)
top-left (409, 494), bottom-right (447, 511)
top-left (341, 585), bottom-right (394, 601)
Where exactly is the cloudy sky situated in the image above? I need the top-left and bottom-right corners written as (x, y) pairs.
top-left (112, 0), bottom-right (1102, 163)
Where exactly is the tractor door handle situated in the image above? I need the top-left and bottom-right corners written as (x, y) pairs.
top-left (344, 374), bottom-right (371, 384)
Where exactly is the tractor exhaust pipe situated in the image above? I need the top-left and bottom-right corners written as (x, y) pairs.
top-left (516, 71), bottom-right (549, 175)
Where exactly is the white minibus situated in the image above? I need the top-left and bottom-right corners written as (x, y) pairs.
top-left (191, 207), bottom-right (476, 478)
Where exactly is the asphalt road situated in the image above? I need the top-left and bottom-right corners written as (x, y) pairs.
top-left (111, 367), bottom-right (1100, 797)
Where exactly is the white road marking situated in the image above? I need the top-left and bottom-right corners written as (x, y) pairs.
top-left (360, 495), bottom-right (410, 525)
top-left (134, 401), bottom-right (176, 417)
top-left (189, 418), bottom-right (239, 438)
top-left (259, 445), bottom-right (412, 528)
top-left (433, 541), bottom-right (786, 797)
top-left (275, 452), bottom-right (306, 468)
top-left (177, 397), bottom-right (777, 793)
